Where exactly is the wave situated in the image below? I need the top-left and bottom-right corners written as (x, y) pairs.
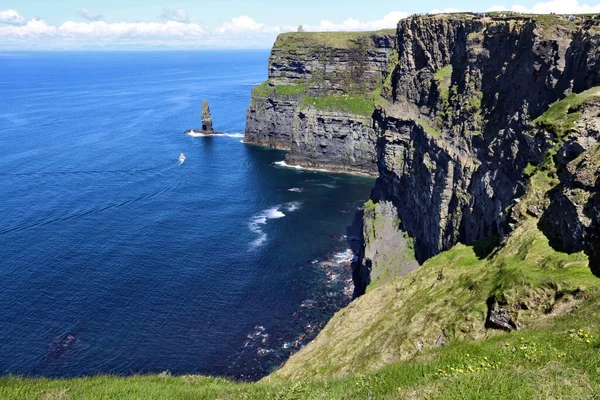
top-left (273, 161), bottom-right (303, 170)
top-left (248, 202), bottom-right (302, 249)
top-left (284, 201), bottom-right (302, 212)
top-left (186, 131), bottom-right (245, 138)
top-left (333, 249), bottom-right (354, 264)
top-left (272, 160), bottom-right (331, 173)
top-left (317, 183), bottom-right (338, 189)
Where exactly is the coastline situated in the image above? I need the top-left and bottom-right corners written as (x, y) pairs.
top-left (222, 246), bottom-right (361, 380)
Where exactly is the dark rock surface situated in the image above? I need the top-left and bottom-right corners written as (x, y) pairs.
top-left (246, 14), bottom-right (600, 288)
top-left (369, 15), bottom-right (600, 264)
top-left (202, 100), bottom-right (214, 133)
top-left (244, 31), bottom-right (396, 174)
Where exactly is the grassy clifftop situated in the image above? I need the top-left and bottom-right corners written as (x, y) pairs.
top-left (273, 30), bottom-right (395, 51)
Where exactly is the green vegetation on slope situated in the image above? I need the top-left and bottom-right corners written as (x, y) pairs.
top-left (271, 116), bottom-right (596, 380)
top-left (300, 95), bottom-right (375, 116)
top-left (251, 80), bottom-right (273, 97)
top-left (4, 292), bottom-right (600, 399)
top-left (534, 87), bottom-right (600, 137)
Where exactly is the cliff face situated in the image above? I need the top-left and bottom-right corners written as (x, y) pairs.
top-left (244, 31), bottom-right (395, 174)
top-left (366, 15), bottom-right (600, 266)
top-left (246, 14), bottom-right (600, 287)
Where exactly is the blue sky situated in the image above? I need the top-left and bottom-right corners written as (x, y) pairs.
top-left (2, 0), bottom-right (600, 49)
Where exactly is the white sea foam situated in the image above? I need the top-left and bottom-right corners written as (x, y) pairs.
top-left (186, 131), bottom-right (245, 138)
top-left (284, 201), bottom-right (302, 212)
top-left (248, 206), bottom-right (286, 249)
top-left (273, 160), bottom-right (332, 173)
top-left (333, 249), bottom-right (353, 264)
top-left (273, 160), bottom-right (303, 170)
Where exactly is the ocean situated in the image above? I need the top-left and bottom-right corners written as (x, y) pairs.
top-left (0, 51), bottom-right (375, 379)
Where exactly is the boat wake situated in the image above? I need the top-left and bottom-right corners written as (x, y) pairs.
top-left (0, 184), bottom-right (175, 236)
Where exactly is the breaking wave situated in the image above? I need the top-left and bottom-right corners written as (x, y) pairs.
top-left (248, 202), bottom-right (302, 249)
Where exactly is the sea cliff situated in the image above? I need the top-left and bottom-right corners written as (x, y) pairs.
top-left (6, 13), bottom-right (600, 399)
top-left (247, 13), bottom-right (600, 379)
top-left (244, 30), bottom-right (395, 175)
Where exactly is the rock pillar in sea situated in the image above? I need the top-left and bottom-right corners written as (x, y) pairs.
top-left (202, 100), bottom-right (214, 133)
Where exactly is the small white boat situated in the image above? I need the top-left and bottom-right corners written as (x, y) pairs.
top-left (179, 153), bottom-right (186, 163)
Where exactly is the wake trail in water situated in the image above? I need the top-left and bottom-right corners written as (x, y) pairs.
top-left (0, 161), bottom-right (177, 178)
top-left (0, 161), bottom-right (183, 236)
top-left (0, 185), bottom-right (174, 236)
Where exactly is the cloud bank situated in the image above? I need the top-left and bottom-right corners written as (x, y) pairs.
top-left (0, 10), bottom-right (408, 49)
top-left (3, 3), bottom-right (600, 50)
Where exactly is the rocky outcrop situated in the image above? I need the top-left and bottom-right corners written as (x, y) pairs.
top-left (540, 101), bottom-right (600, 269)
top-left (202, 100), bottom-right (214, 132)
top-left (246, 14), bottom-right (600, 286)
top-left (244, 31), bottom-right (396, 174)
top-left (356, 200), bottom-right (418, 295)
top-left (285, 109), bottom-right (378, 175)
top-left (365, 15), bottom-right (600, 264)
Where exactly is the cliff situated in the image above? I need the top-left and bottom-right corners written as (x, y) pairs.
top-left (5, 13), bottom-right (600, 400)
top-left (244, 30), bottom-right (396, 175)
top-left (366, 14), bottom-right (600, 267)
top-left (254, 13), bottom-right (600, 380)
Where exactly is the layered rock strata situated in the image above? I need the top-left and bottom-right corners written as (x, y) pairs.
top-left (365, 15), bottom-right (600, 266)
top-left (244, 31), bottom-right (396, 174)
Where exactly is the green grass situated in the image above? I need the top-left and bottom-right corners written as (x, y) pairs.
top-left (251, 80), bottom-right (273, 97)
top-left (433, 65), bottom-right (452, 101)
top-left (251, 81), bottom-right (310, 98)
top-left (534, 87), bottom-right (600, 137)
top-left (274, 83), bottom-right (309, 96)
top-left (4, 290), bottom-right (600, 399)
top-left (300, 95), bottom-right (375, 116)
top-left (434, 65), bottom-right (452, 81)
top-left (417, 118), bottom-right (442, 138)
top-left (274, 30), bottom-right (395, 51)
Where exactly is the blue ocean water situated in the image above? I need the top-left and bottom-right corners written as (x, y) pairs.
top-left (0, 51), bottom-right (374, 379)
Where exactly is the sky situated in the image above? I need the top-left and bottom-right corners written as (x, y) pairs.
top-left (1, 0), bottom-right (600, 50)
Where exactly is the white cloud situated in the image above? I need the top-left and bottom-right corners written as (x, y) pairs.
top-left (78, 8), bottom-right (103, 21)
top-left (0, 9), bottom-right (26, 26)
top-left (306, 11), bottom-right (409, 32)
top-left (159, 8), bottom-right (189, 23)
top-left (0, 18), bottom-right (56, 36)
top-left (0, 11), bottom-right (414, 49)
top-left (488, 0), bottom-right (600, 13)
top-left (217, 15), bottom-right (282, 34)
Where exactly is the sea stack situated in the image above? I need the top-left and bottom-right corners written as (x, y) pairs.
top-left (201, 100), bottom-right (214, 133)
top-left (186, 100), bottom-right (222, 135)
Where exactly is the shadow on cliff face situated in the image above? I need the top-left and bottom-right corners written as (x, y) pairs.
top-left (539, 191), bottom-right (600, 276)
top-left (345, 208), bottom-right (369, 298)
top-left (473, 235), bottom-right (501, 260)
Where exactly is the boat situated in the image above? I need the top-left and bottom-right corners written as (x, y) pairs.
top-left (179, 153), bottom-right (186, 163)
